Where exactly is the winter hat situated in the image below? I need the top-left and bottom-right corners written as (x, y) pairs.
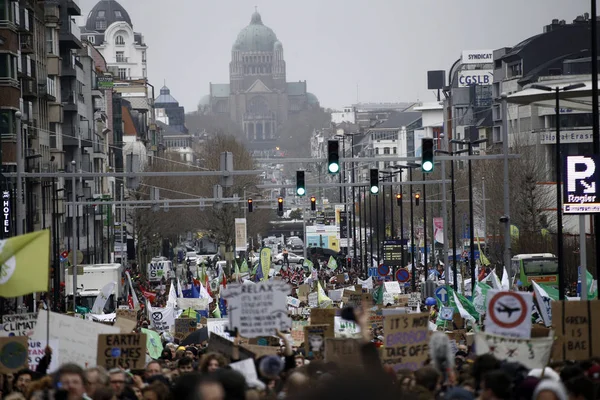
top-left (532, 379), bottom-right (568, 400)
top-left (514, 376), bottom-right (540, 400)
top-left (185, 346), bottom-right (198, 357)
top-left (528, 367), bottom-right (561, 382)
top-left (258, 355), bottom-right (284, 379)
top-left (445, 387), bottom-right (475, 400)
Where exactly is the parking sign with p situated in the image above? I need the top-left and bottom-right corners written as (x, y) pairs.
top-left (563, 155), bottom-right (600, 214)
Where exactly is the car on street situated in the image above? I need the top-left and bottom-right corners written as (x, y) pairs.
top-left (274, 252), bottom-right (304, 265)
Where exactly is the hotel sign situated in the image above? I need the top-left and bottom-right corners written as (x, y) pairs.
top-left (540, 130), bottom-right (592, 145)
top-left (2, 191), bottom-right (10, 235)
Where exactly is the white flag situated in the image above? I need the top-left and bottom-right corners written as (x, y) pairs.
top-left (358, 277), bottom-right (373, 290)
top-left (199, 281), bottom-right (213, 304)
top-left (490, 268), bottom-right (502, 290)
top-left (91, 281), bottom-right (116, 314)
top-left (125, 271), bottom-right (139, 309)
top-left (177, 278), bottom-right (184, 298)
top-left (167, 282), bottom-right (177, 308)
top-left (532, 281), bottom-right (553, 327)
top-left (501, 267), bottom-right (510, 291)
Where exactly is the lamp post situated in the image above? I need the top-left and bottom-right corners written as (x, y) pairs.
top-left (409, 168), bottom-right (416, 291)
top-left (531, 82), bottom-right (586, 300)
top-left (450, 138), bottom-right (486, 293)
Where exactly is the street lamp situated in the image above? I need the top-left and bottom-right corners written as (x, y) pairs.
top-left (451, 137), bottom-right (487, 294)
top-left (530, 82), bottom-right (585, 300)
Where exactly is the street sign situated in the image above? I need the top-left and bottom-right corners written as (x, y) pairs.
top-left (486, 290), bottom-right (533, 338)
top-left (434, 286), bottom-right (448, 304)
top-left (378, 264), bottom-right (390, 276)
top-left (563, 155), bottom-right (600, 214)
top-left (396, 268), bottom-right (410, 283)
top-left (382, 240), bottom-right (403, 266)
top-left (368, 267), bottom-right (379, 278)
top-left (440, 306), bottom-right (454, 321)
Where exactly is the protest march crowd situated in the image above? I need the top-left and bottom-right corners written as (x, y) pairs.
top-left (1, 233), bottom-right (600, 400)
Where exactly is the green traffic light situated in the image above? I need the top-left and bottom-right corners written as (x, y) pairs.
top-left (370, 186), bottom-right (379, 194)
top-left (328, 163), bottom-right (340, 174)
top-left (422, 160), bottom-right (434, 172)
top-left (297, 187), bottom-right (306, 196)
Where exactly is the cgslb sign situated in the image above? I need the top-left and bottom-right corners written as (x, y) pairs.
top-left (563, 155), bottom-right (600, 214)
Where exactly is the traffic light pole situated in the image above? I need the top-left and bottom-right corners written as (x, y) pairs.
top-left (410, 168), bottom-right (416, 291)
top-left (423, 172), bottom-right (428, 270)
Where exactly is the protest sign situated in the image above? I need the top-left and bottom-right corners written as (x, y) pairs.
top-left (408, 293), bottom-right (421, 310)
top-left (116, 309), bottom-right (137, 321)
top-left (287, 296), bottom-right (301, 308)
top-left (97, 334), bottom-right (146, 370)
top-left (297, 284), bottom-right (311, 300)
top-left (247, 336), bottom-right (280, 346)
top-left (178, 298), bottom-right (209, 311)
top-left (552, 300), bottom-right (600, 361)
top-left (148, 305), bottom-right (175, 333)
top-left (485, 290), bottom-right (533, 339)
top-left (368, 307), bottom-right (384, 330)
top-left (310, 308), bottom-right (336, 327)
top-left (304, 324), bottom-right (333, 358)
top-left (291, 321), bottom-right (308, 346)
top-left (397, 295), bottom-right (410, 307)
top-left (384, 281), bottom-right (401, 295)
top-left (207, 333), bottom-right (254, 360)
top-left (308, 292), bottom-right (318, 308)
top-left (241, 344), bottom-right (279, 358)
top-left (222, 281), bottom-right (292, 338)
top-left (334, 316), bottom-right (361, 337)
top-left (33, 311), bottom-right (120, 367)
top-left (28, 339), bottom-right (59, 372)
top-left (206, 319), bottom-right (233, 341)
top-left (328, 289), bottom-right (344, 302)
top-left (474, 331), bottom-right (553, 369)
top-left (0, 336), bottom-right (28, 373)
top-left (1, 313), bottom-right (37, 337)
top-left (324, 338), bottom-right (362, 364)
top-left (381, 313), bottom-right (430, 371)
top-left (175, 318), bottom-right (198, 341)
top-left (229, 358), bottom-right (262, 388)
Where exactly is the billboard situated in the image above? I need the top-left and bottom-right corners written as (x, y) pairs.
top-left (458, 70), bottom-right (493, 87)
top-left (461, 50), bottom-right (494, 65)
top-left (563, 155), bottom-right (600, 214)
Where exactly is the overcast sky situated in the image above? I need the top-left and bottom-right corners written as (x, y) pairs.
top-left (80, 0), bottom-right (590, 112)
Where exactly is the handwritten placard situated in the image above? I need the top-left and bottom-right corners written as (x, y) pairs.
top-left (552, 300), bottom-right (600, 361)
top-left (223, 281), bottom-right (292, 338)
top-left (175, 318), bottom-right (198, 341)
top-left (291, 321), bottom-right (308, 346)
top-left (116, 309), bottom-right (137, 322)
top-left (207, 333), bottom-right (254, 360)
top-left (324, 338), bottom-right (361, 364)
top-left (28, 339), bottom-right (59, 373)
top-left (474, 331), bottom-right (553, 369)
top-left (381, 312), bottom-right (430, 371)
top-left (1, 313), bottom-right (37, 337)
top-left (97, 334), bottom-right (146, 370)
top-left (0, 336), bottom-right (28, 373)
top-left (33, 311), bottom-right (120, 367)
top-left (178, 298), bottom-right (209, 311)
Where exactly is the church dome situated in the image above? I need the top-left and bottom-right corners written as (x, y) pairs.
top-left (85, 0), bottom-right (132, 32)
top-left (307, 92), bottom-right (320, 106)
top-left (232, 11), bottom-right (279, 52)
top-left (155, 86), bottom-right (179, 105)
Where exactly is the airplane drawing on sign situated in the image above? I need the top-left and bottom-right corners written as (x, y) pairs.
top-left (495, 302), bottom-right (520, 318)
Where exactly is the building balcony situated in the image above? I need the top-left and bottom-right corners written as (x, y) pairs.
top-left (0, 84), bottom-right (20, 108)
top-left (62, 61), bottom-right (76, 77)
top-left (47, 55), bottom-right (61, 76)
top-left (48, 102), bottom-right (63, 123)
top-left (59, 18), bottom-right (82, 49)
top-left (62, 94), bottom-right (77, 112)
top-left (22, 80), bottom-right (38, 99)
top-left (20, 36), bottom-right (34, 54)
top-left (44, 4), bottom-right (60, 23)
top-left (65, 0), bottom-right (81, 16)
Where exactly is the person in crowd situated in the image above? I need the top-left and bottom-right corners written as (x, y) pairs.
top-left (84, 367), bottom-right (109, 398)
top-left (107, 370), bottom-right (127, 398)
top-left (143, 362), bottom-right (162, 382)
top-left (12, 370), bottom-right (34, 395)
top-left (177, 357), bottom-right (194, 375)
top-left (141, 382), bottom-right (169, 400)
top-left (55, 363), bottom-right (89, 400)
top-left (198, 353), bottom-right (227, 374)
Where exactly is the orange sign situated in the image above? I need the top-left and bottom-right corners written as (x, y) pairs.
top-left (527, 275), bottom-right (557, 284)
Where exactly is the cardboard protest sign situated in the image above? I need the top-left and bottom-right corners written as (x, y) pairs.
top-left (308, 292), bottom-right (318, 308)
top-left (552, 300), bottom-right (600, 361)
top-left (207, 333), bottom-right (255, 360)
top-left (336, 274), bottom-right (346, 283)
top-left (368, 307), bottom-right (384, 331)
top-left (175, 318), bottom-right (198, 341)
top-left (324, 338), bottom-right (362, 365)
top-left (223, 281), bottom-right (292, 338)
top-left (0, 336), bottom-right (28, 373)
top-left (334, 316), bottom-right (361, 337)
top-left (291, 321), bottom-right (308, 346)
top-left (297, 284), bottom-right (311, 300)
top-left (1, 313), bottom-right (37, 337)
top-left (177, 298), bottom-right (209, 311)
top-left (242, 344), bottom-right (279, 358)
top-left (310, 309), bottom-right (336, 330)
top-left (381, 313), bottom-right (430, 371)
top-left (304, 324), bottom-right (333, 358)
top-left (247, 336), bottom-right (280, 347)
top-left (207, 319), bottom-right (233, 341)
top-left (474, 331), bottom-right (553, 369)
top-left (97, 334), bottom-right (146, 370)
top-left (116, 309), bottom-right (137, 321)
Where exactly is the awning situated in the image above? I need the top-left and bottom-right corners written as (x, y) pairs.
top-left (507, 80), bottom-right (598, 112)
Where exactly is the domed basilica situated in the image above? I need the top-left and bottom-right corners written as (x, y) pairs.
top-left (200, 11), bottom-right (319, 149)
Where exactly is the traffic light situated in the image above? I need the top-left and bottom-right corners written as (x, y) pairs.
top-left (415, 192), bottom-right (420, 206)
top-left (310, 196), bottom-right (316, 211)
top-left (421, 138), bottom-right (434, 172)
top-left (247, 198), bottom-right (253, 212)
top-left (277, 197), bottom-right (284, 214)
top-left (369, 168), bottom-right (379, 194)
top-left (327, 140), bottom-right (340, 174)
top-left (296, 170), bottom-right (306, 196)
top-left (396, 193), bottom-right (402, 206)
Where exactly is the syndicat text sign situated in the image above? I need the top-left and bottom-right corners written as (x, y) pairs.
top-left (461, 50), bottom-right (494, 64)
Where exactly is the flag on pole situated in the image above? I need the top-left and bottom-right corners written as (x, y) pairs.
top-left (125, 271), bottom-right (139, 309)
top-left (91, 281), bottom-right (116, 314)
top-left (240, 259), bottom-right (249, 273)
top-left (0, 230), bottom-right (50, 297)
top-left (327, 256), bottom-right (338, 271)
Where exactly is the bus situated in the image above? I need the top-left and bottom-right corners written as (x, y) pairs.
top-left (511, 253), bottom-right (559, 286)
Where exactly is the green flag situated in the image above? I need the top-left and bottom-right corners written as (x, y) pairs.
top-left (373, 285), bottom-right (383, 305)
top-left (142, 328), bottom-right (163, 359)
top-left (240, 259), bottom-right (249, 273)
top-left (328, 256), bottom-right (338, 271)
top-left (473, 281), bottom-right (492, 315)
top-left (303, 259), bottom-right (314, 272)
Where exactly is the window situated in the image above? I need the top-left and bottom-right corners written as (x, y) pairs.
top-left (87, 35), bottom-right (95, 44)
top-left (45, 27), bottom-right (55, 54)
top-left (0, 110), bottom-right (16, 136)
top-left (0, 53), bottom-right (16, 79)
top-left (142, 68), bottom-right (146, 77)
top-left (97, 10), bottom-right (105, 18)
top-left (383, 147), bottom-right (390, 155)
top-left (118, 68), bottom-right (127, 80)
top-left (141, 51), bottom-right (146, 62)
top-left (393, 147), bottom-right (397, 154)
top-left (115, 35), bottom-right (125, 45)
top-left (116, 51), bottom-right (125, 62)
top-left (114, 10), bottom-right (122, 17)
top-left (96, 20), bottom-right (106, 30)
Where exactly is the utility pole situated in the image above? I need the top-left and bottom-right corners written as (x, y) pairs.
top-left (71, 160), bottom-right (78, 312)
top-left (501, 93), bottom-right (511, 277)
